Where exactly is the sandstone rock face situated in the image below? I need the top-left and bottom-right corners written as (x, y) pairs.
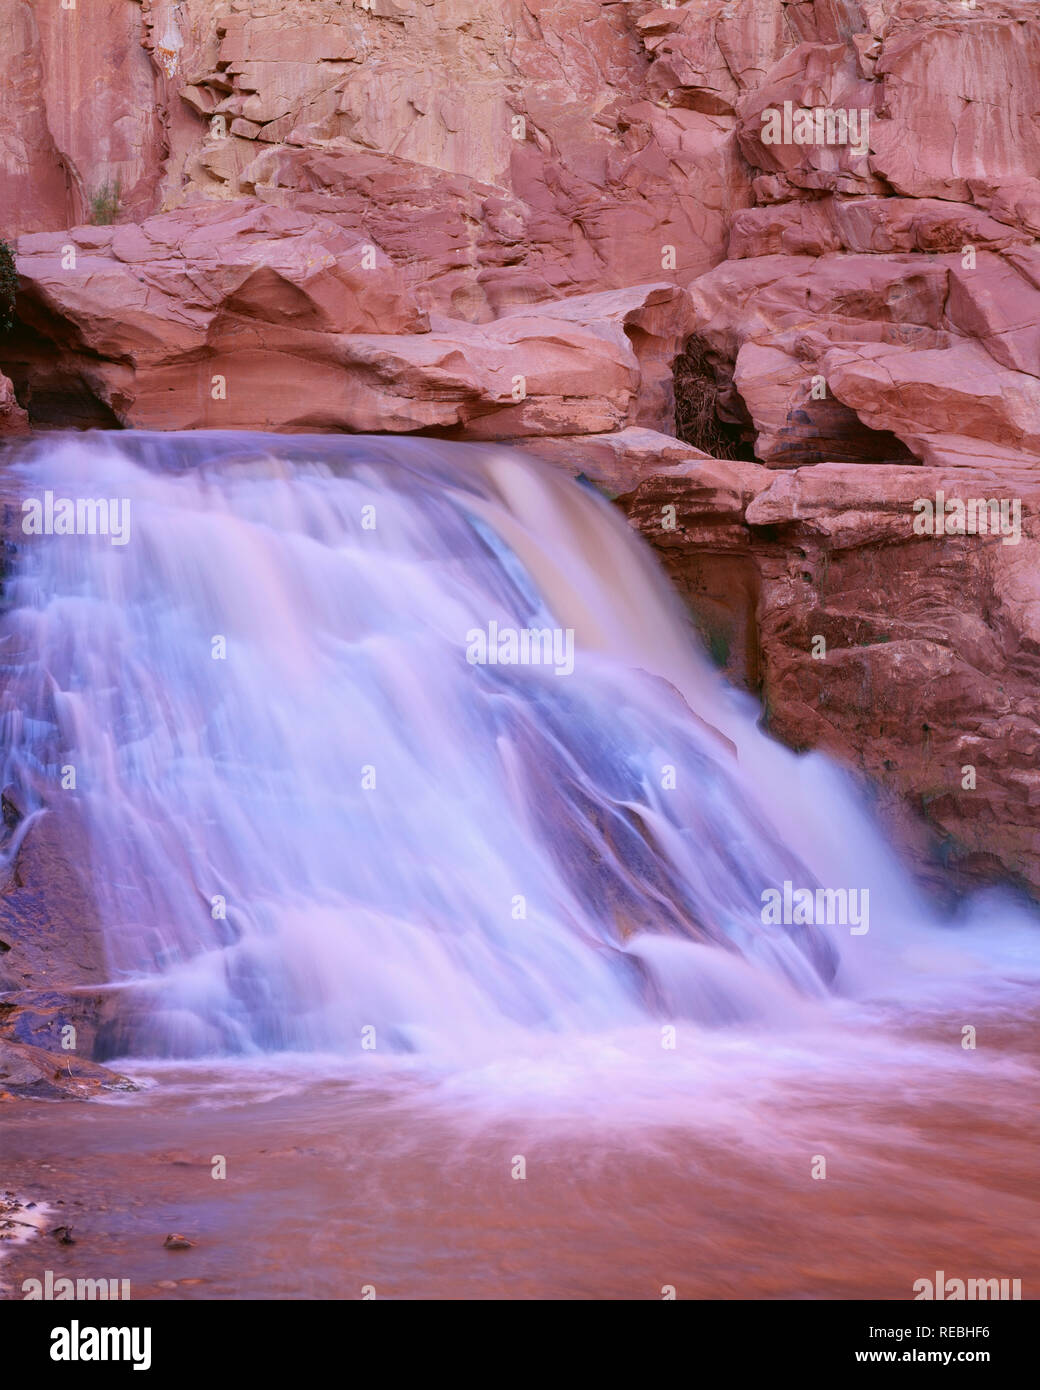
top-left (870, 13), bottom-right (1040, 201)
top-left (2, 0), bottom-right (1040, 901)
top-left (518, 426), bottom-right (719, 496)
top-left (686, 248), bottom-right (1040, 470)
top-left (622, 463), bottom-right (1040, 894)
top-left (0, 0), bottom-right (163, 234)
top-left (157, 0), bottom-right (748, 308)
top-left (0, 373), bottom-right (29, 436)
top-left (5, 203), bottom-right (687, 433)
top-left (0, 791), bottom-right (129, 1088)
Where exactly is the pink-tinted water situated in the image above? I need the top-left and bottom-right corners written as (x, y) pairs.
top-left (3, 996), bottom-right (1038, 1300)
top-left (2, 435), bottom-right (1038, 1301)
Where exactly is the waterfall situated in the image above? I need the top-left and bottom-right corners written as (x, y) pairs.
top-left (0, 431), bottom-right (1029, 1060)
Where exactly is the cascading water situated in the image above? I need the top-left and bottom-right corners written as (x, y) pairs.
top-left (0, 431), bottom-right (1034, 1063)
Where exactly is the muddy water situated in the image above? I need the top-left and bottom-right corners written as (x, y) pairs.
top-left (3, 992), bottom-right (1038, 1301)
top-left (2, 433), bottom-right (1038, 1300)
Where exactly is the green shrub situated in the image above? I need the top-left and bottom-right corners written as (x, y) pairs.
top-left (89, 178), bottom-right (122, 226)
top-left (0, 240), bottom-right (17, 331)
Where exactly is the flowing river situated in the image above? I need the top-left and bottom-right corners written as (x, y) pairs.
top-left (1, 432), bottom-right (1038, 1299)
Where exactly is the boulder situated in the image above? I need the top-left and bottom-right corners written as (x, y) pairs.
top-left (8, 217), bottom-right (686, 434)
top-left (871, 14), bottom-right (1040, 201)
top-left (0, 373), bottom-right (29, 436)
top-left (518, 427), bottom-right (718, 495)
top-left (0, 1037), bottom-right (134, 1099)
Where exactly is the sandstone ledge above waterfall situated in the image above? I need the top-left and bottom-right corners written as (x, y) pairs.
top-left (4, 202), bottom-right (688, 437)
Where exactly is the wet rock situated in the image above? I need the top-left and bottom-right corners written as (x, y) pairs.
top-left (0, 795), bottom-right (117, 1070)
top-left (0, 1037), bottom-right (136, 1100)
top-left (0, 375), bottom-right (29, 438)
top-left (518, 427), bottom-right (719, 496)
top-left (1, 786), bottom-right (23, 828)
top-left (163, 1234), bottom-right (196, 1251)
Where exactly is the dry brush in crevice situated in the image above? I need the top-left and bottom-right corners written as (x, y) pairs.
top-left (673, 336), bottom-right (756, 461)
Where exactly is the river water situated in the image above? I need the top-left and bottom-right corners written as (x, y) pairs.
top-left (1, 432), bottom-right (1038, 1299)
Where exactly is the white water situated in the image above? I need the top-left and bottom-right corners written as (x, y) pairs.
top-left (1, 431), bottom-right (1037, 1064)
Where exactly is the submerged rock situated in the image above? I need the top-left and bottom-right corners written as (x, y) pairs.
top-left (162, 1234), bottom-right (196, 1251)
